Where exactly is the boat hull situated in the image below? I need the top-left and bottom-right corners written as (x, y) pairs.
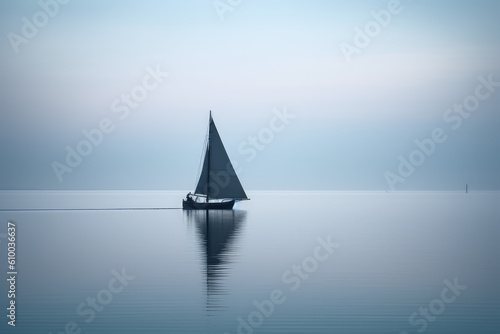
top-left (182, 199), bottom-right (235, 210)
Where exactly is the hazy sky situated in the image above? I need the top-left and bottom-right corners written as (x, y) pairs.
top-left (0, 0), bottom-right (499, 190)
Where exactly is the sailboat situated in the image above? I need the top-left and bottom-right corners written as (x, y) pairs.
top-left (183, 111), bottom-right (249, 210)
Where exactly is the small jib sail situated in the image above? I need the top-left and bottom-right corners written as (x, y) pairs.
top-left (183, 111), bottom-right (248, 209)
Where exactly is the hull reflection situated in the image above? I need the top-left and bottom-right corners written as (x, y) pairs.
top-left (184, 210), bottom-right (247, 312)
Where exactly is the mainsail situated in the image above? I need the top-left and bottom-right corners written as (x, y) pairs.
top-left (194, 113), bottom-right (248, 200)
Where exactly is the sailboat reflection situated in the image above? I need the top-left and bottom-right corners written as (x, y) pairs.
top-left (184, 209), bottom-right (247, 311)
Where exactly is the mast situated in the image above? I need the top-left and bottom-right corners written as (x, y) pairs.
top-left (206, 111), bottom-right (211, 202)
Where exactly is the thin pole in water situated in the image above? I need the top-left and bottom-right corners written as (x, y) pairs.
top-left (466, 184), bottom-right (468, 194)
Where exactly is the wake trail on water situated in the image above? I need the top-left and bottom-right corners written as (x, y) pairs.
top-left (0, 208), bottom-right (183, 212)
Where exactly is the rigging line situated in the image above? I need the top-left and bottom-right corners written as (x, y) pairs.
top-left (0, 208), bottom-right (183, 212)
top-left (194, 119), bottom-right (210, 191)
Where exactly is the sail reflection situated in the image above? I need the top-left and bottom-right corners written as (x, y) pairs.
top-left (184, 210), bottom-right (247, 311)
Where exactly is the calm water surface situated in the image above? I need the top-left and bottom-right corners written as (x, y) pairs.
top-left (0, 191), bottom-right (499, 334)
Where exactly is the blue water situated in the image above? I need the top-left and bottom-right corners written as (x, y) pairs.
top-left (0, 191), bottom-right (499, 333)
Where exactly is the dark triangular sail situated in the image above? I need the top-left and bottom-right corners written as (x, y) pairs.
top-left (194, 113), bottom-right (248, 200)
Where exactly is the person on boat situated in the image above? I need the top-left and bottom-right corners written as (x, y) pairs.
top-left (185, 192), bottom-right (193, 202)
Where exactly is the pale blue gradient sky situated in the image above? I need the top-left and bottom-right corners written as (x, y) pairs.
top-left (0, 0), bottom-right (499, 190)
